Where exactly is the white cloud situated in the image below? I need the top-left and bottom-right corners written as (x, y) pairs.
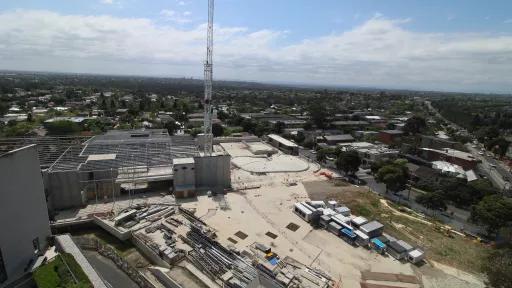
top-left (160, 9), bottom-right (191, 24)
top-left (505, 19), bottom-right (512, 24)
top-left (100, 0), bottom-right (114, 4)
top-left (177, 1), bottom-right (186, 6)
top-left (0, 10), bottom-right (511, 92)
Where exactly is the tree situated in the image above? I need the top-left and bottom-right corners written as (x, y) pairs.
top-left (3, 122), bottom-right (34, 136)
top-left (316, 148), bottom-right (328, 163)
top-left (336, 150), bottom-right (361, 175)
top-left (217, 110), bottom-right (229, 122)
top-left (370, 159), bottom-right (392, 174)
top-left (376, 160), bottom-right (409, 193)
top-left (403, 116), bottom-right (426, 135)
top-left (212, 123), bottom-right (224, 137)
top-left (471, 195), bottom-right (512, 235)
top-left (416, 191), bottom-right (447, 211)
top-left (273, 121), bottom-right (285, 134)
top-left (45, 120), bottom-right (80, 135)
top-left (308, 101), bottom-right (328, 129)
top-left (486, 137), bottom-right (510, 158)
top-left (164, 121), bottom-right (181, 136)
top-left (482, 248), bottom-right (512, 288)
top-left (303, 121), bottom-right (313, 131)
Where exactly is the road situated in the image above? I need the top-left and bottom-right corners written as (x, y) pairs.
top-left (466, 144), bottom-right (512, 192)
top-left (83, 250), bottom-right (139, 288)
top-left (425, 99), bottom-right (512, 191)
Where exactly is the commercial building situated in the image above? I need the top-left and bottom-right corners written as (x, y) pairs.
top-left (337, 142), bottom-right (399, 167)
top-left (378, 130), bottom-right (404, 145)
top-left (267, 134), bottom-right (299, 155)
top-left (419, 147), bottom-right (479, 170)
top-left (44, 129), bottom-right (231, 210)
top-left (331, 120), bottom-right (370, 130)
top-left (240, 113), bottom-right (306, 129)
top-left (0, 145), bottom-right (51, 287)
top-left (321, 134), bottom-right (354, 145)
top-left (420, 135), bottom-right (463, 150)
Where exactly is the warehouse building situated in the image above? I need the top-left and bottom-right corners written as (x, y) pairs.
top-left (0, 145), bottom-right (51, 287)
top-left (44, 129), bottom-right (231, 210)
top-left (267, 134), bottom-right (299, 155)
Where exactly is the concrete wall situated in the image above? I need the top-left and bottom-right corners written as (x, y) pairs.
top-left (148, 267), bottom-right (181, 288)
top-left (92, 217), bottom-right (132, 241)
top-left (44, 169), bottom-right (122, 211)
top-left (194, 155), bottom-right (231, 193)
top-left (0, 145), bottom-right (51, 287)
top-left (54, 235), bottom-right (107, 288)
top-left (44, 170), bottom-right (84, 211)
top-left (131, 235), bottom-right (170, 268)
top-left (173, 160), bottom-right (196, 191)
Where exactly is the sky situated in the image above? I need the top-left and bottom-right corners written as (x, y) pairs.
top-left (0, 1), bottom-right (512, 93)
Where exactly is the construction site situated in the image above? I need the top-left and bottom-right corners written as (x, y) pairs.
top-left (40, 129), bottom-right (231, 211)
top-left (0, 1), bottom-right (490, 287)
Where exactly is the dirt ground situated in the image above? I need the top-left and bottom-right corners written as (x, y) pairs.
top-left (183, 166), bottom-right (421, 288)
top-left (302, 179), bottom-right (489, 283)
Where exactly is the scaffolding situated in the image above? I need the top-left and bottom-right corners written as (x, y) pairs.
top-left (0, 136), bottom-right (90, 168)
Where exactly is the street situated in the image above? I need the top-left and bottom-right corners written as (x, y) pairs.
top-left (83, 250), bottom-right (139, 288)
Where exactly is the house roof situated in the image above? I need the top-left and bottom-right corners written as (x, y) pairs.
top-left (324, 134), bottom-right (354, 142)
top-left (360, 221), bottom-right (384, 233)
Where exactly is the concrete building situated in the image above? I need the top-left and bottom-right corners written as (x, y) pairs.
top-left (0, 145), bottom-right (51, 287)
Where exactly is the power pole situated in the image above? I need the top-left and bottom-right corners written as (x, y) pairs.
top-left (203, 0), bottom-right (214, 155)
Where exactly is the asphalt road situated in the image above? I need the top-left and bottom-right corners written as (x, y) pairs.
top-left (83, 250), bottom-right (139, 288)
top-left (466, 144), bottom-right (512, 191)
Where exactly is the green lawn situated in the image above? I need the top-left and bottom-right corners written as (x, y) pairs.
top-left (33, 253), bottom-right (92, 288)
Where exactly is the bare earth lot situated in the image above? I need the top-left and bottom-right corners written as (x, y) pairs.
top-left (182, 158), bottom-right (487, 288)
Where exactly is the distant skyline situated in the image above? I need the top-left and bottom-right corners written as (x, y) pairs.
top-left (0, 0), bottom-right (511, 93)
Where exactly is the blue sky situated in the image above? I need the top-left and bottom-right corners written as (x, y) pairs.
top-left (0, 0), bottom-right (511, 92)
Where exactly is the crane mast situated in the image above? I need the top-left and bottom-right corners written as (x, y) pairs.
top-left (203, 0), bottom-right (214, 155)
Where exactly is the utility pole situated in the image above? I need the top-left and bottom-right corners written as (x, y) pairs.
top-left (203, 0), bottom-right (214, 155)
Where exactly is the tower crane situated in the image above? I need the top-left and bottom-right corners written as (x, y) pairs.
top-left (203, 0), bottom-right (214, 155)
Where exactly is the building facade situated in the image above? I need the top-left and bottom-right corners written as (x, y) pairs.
top-left (0, 145), bottom-right (51, 287)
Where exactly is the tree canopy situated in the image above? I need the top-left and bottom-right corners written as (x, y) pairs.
top-left (403, 115), bottom-right (426, 135)
top-left (45, 120), bottom-right (81, 135)
top-left (416, 191), bottom-right (447, 211)
top-left (376, 160), bottom-right (409, 193)
top-left (336, 150), bottom-right (361, 175)
top-left (471, 195), bottom-right (512, 235)
top-left (212, 123), bottom-right (224, 137)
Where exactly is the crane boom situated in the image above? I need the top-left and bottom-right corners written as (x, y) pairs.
top-left (203, 0), bottom-right (214, 155)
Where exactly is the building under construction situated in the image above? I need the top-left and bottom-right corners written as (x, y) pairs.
top-left (43, 129), bottom-right (231, 211)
